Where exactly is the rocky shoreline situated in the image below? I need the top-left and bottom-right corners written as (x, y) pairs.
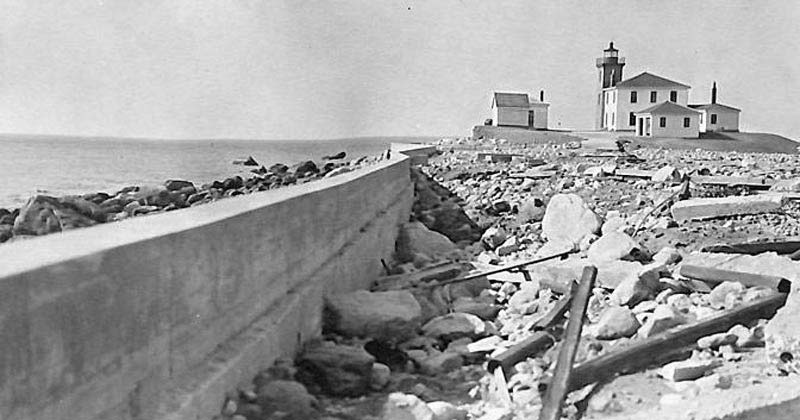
top-left (0, 151), bottom-right (387, 244)
top-left (213, 138), bottom-right (800, 420)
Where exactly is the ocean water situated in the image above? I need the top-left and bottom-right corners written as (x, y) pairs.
top-left (0, 135), bottom-right (435, 208)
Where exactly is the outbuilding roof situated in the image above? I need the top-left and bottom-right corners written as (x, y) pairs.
top-left (615, 72), bottom-right (691, 89)
top-left (493, 92), bottom-right (529, 108)
top-left (635, 101), bottom-right (700, 115)
top-left (689, 103), bottom-right (742, 112)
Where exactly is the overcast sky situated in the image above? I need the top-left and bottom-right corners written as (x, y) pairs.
top-left (0, 0), bottom-right (798, 140)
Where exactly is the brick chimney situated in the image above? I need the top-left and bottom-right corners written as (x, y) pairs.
top-left (712, 81), bottom-right (717, 104)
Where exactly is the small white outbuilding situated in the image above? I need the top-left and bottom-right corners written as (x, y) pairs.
top-left (491, 91), bottom-right (549, 130)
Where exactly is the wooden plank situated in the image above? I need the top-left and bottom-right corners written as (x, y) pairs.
top-left (566, 292), bottom-right (787, 392)
top-left (413, 250), bottom-right (575, 289)
top-left (486, 284), bottom-right (574, 375)
top-left (678, 264), bottom-right (791, 293)
top-left (509, 170), bottom-right (559, 179)
top-left (701, 241), bottom-right (800, 255)
top-left (539, 266), bottom-right (597, 420)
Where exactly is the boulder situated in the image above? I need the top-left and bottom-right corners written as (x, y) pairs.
top-left (294, 160), bottom-right (319, 176)
top-left (269, 163), bottom-right (289, 174)
top-left (542, 193), bottom-right (602, 247)
top-left (323, 151), bottom-right (347, 160)
top-left (233, 156), bottom-right (259, 166)
top-left (371, 362), bottom-right (391, 390)
top-left (610, 263), bottom-right (663, 307)
top-left (397, 222), bottom-right (458, 262)
top-left (417, 351), bottom-right (464, 375)
top-left (422, 312), bottom-right (486, 342)
top-left (13, 195), bottom-right (99, 235)
top-left (164, 179), bottom-right (194, 191)
top-left (0, 225), bottom-right (12, 243)
top-left (660, 358), bottom-right (721, 382)
top-left (255, 379), bottom-right (320, 419)
top-left (451, 297), bottom-right (501, 320)
top-left (481, 227), bottom-right (507, 250)
top-left (382, 393), bottom-right (434, 420)
top-left (297, 340), bottom-right (375, 397)
top-left (495, 236), bottom-right (520, 256)
top-left (428, 401), bottom-right (468, 420)
top-left (325, 290), bottom-right (422, 342)
top-left (594, 306), bottom-right (641, 340)
top-left (517, 197), bottom-right (546, 223)
top-left (587, 231), bottom-right (648, 262)
top-left (507, 281), bottom-right (541, 314)
top-left (651, 166), bottom-right (682, 183)
top-left (708, 281), bottom-right (745, 310)
top-left (638, 305), bottom-right (687, 338)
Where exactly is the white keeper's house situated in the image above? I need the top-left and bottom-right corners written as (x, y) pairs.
top-left (594, 42), bottom-right (741, 138)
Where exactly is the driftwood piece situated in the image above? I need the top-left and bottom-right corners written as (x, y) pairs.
top-left (679, 264), bottom-right (791, 293)
top-left (487, 332), bottom-right (556, 375)
top-left (486, 283), bottom-right (576, 375)
top-left (413, 249), bottom-right (576, 289)
top-left (701, 241), bottom-right (800, 256)
top-left (567, 292), bottom-right (787, 392)
top-left (539, 266), bottom-right (597, 420)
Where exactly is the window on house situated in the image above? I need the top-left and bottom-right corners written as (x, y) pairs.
top-left (611, 113), bottom-right (615, 126)
top-left (630, 91), bottom-right (637, 103)
top-left (659, 117), bottom-right (666, 127)
top-left (710, 114), bottom-right (717, 124)
top-left (629, 112), bottom-right (636, 126)
top-left (670, 91), bottom-right (678, 102)
top-left (683, 117), bottom-right (690, 127)
top-left (650, 91), bottom-right (657, 103)
top-left (700, 113), bottom-right (704, 124)
top-left (606, 93), bottom-right (609, 104)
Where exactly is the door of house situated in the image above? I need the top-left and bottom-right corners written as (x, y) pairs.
top-left (528, 111), bottom-right (535, 129)
top-left (645, 117), bottom-right (652, 136)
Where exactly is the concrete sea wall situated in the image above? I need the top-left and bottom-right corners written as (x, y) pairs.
top-left (0, 156), bottom-right (414, 420)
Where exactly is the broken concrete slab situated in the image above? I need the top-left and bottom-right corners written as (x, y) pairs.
top-left (594, 306), bottom-right (641, 340)
top-left (671, 194), bottom-right (787, 222)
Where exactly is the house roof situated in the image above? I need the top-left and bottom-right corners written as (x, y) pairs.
top-left (615, 72), bottom-right (691, 89)
top-left (635, 101), bottom-right (700, 115)
top-left (493, 92), bottom-right (529, 108)
top-left (689, 103), bottom-right (741, 112)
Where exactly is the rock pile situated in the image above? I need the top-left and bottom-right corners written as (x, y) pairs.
top-left (217, 139), bottom-right (800, 420)
top-left (0, 153), bottom-right (378, 244)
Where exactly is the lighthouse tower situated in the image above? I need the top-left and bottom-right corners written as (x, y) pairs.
top-left (595, 42), bottom-right (625, 129)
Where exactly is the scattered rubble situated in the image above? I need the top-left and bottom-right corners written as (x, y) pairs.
top-left (216, 138), bottom-right (800, 420)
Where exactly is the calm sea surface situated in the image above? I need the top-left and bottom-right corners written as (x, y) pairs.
top-left (0, 135), bottom-right (435, 208)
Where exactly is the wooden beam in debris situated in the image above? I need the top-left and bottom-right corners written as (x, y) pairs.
top-left (679, 264), bottom-right (792, 293)
top-left (486, 285), bottom-right (575, 375)
top-left (566, 292), bottom-right (787, 392)
top-left (701, 241), bottom-right (800, 256)
top-left (539, 266), bottom-right (597, 420)
top-left (413, 249), bottom-right (576, 289)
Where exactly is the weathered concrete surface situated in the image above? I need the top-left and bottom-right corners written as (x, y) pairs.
top-left (671, 194), bottom-right (787, 222)
top-left (0, 156), bottom-right (413, 420)
top-left (391, 143), bottom-right (438, 165)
